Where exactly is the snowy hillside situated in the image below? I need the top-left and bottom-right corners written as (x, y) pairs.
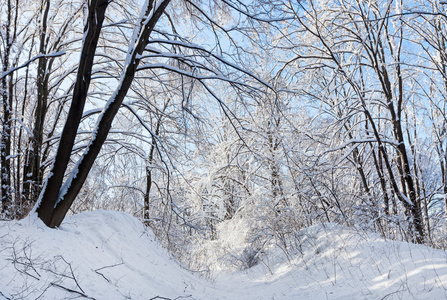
top-left (1, 210), bottom-right (446, 299)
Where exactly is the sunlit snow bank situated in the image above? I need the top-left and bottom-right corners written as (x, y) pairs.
top-left (1, 210), bottom-right (446, 299)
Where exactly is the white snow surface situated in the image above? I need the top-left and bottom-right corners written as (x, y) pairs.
top-left (1, 210), bottom-right (446, 299)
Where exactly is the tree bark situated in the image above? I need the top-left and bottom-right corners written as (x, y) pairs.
top-left (1, 0), bottom-right (14, 218)
top-left (36, 0), bottom-right (110, 226)
top-left (23, 0), bottom-right (51, 205)
top-left (144, 101), bottom-right (167, 222)
top-left (45, 0), bottom-right (171, 228)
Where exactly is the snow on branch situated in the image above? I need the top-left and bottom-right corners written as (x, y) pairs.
top-left (144, 39), bottom-right (273, 90)
top-left (137, 63), bottom-right (260, 91)
top-left (0, 51), bottom-right (66, 79)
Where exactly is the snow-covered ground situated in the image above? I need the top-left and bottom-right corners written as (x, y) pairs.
top-left (0, 210), bottom-right (446, 299)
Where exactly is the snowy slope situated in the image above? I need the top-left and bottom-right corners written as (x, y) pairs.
top-left (0, 210), bottom-right (446, 299)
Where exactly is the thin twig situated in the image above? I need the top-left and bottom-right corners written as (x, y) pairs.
top-left (58, 256), bottom-right (85, 294)
top-left (94, 261), bottom-right (124, 282)
top-left (50, 283), bottom-right (95, 299)
top-left (0, 290), bottom-right (11, 300)
top-left (149, 296), bottom-right (193, 300)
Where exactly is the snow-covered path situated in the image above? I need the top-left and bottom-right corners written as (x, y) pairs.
top-left (1, 210), bottom-right (446, 299)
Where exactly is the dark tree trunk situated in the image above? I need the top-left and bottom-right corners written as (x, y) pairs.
top-left (36, 0), bottom-right (171, 228)
top-left (144, 105), bottom-right (165, 223)
top-left (23, 0), bottom-right (51, 205)
top-left (50, 0), bottom-right (171, 228)
top-left (36, 0), bottom-right (110, 226)
top-left (1, 0), bottom-right (13, 218)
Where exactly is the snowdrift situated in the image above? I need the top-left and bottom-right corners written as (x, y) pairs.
top-left (0, 210), bottom-right (446, 299)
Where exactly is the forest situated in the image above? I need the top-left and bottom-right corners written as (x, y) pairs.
top-left (2, 0), bottom-right (447, 278)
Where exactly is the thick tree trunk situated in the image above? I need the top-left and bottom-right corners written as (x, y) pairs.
top-left (1, 77), bottom-right (12, 218)
top-left (50, 0), bottom-right (171, 228)
top-left (1, 0), bottom-right (13, 218)
top-left (36, 0), bottom-right (110, 226)
top-left (37, 0), bottom-right (171, 228)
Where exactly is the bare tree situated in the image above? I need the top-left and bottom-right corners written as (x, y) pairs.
top-left (32, 0), bottom-right (277, 227)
